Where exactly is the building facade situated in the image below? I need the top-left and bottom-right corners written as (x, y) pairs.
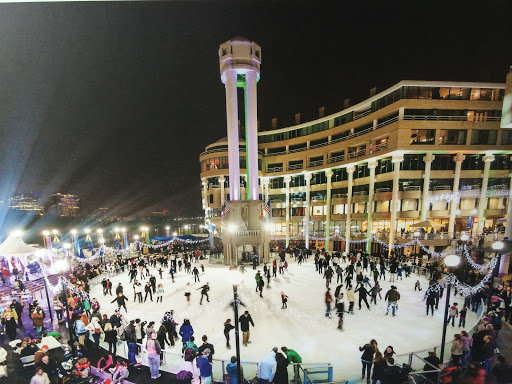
top-left (47, 193), bottom-right (80, 217)
top-left (200, 74), bottom-right (512, 254)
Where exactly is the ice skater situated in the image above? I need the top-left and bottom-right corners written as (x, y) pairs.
top-left (193, 267), bottom-right (200, 282)
top-left (111, 293), bottom-right (128, 313)
top-left (335, 294), bottom-right (345, 331)
top-left (198, 283), bottom-right (210, 305)
top-left (156, 283), bottom-right (164, 303)
top-left (355, 285), bottom-right (371, 310)
top-left (280, 291), bottom-right (288, 309)
top-left (224, 319), bottom-right (235, 349)
top-left (325, 288), bottom-right (333, 318)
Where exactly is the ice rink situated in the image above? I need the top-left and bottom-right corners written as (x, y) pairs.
top-left (90, 256), bottom-right (480, 382)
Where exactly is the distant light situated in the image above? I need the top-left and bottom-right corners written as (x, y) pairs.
top-left (471, 208), bottom-right (478, 215)
top-left (492, 241), bottom-right (504, 251)
top-left (10, 231), bottom-right (23, 238)
top-left (97, 229), bottom-right (103, 234)
top-left (172, 232), bottom-right (177, 237)
top-left (228, 223), bottom-right (238, 233)
top-left (99, 238), bottom-right (105, 243)
top-left (42, 230), bottom-right (50, 236)
top-left (52, 229), bottom-right (58, 235)
top-left (71, 229), bottom-right (77, 235)
top-left (134, 235), bottom-right (140, 240)
top-left (229, 269), bottom-right (243, 286)
top-left (55, 259), bottom-right (70, 273)
top-left (184, 225), bottom-right (189, 230)
top-left (199, 224), bottom-right (204, 229)
top-left (85, 228), bottom-right (90, 234)
top-left (460, 234), bottom-right (470, 242)
top-left (444, 254), bottom-right (461, 267)
top-left (63, 243), bottom-right (71, 249)
top-left (414, 231), bottom-right (420, 237)
top-left (121, 228), bottom-right (126, 232)
top-left (114, 227), bottom-right (119, 232)
top-left (264, 223), bottom-right (273, 232)
top-left (371, 229), bottom-right (377, 234)
top-left (455, 209), bottom-right (461, 215)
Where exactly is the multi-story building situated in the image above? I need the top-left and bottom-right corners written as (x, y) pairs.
top-left (200, 71), bottom-right (512, 255)
top-left (46, 193), bottom-right (80, 217)
top-left (9, 192), bottom-right (44, 213)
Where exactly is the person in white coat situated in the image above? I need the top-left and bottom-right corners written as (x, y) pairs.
top-left (257, 350), bottom-right (277, 384)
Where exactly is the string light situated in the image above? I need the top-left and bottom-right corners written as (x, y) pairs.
top-left (427, 188), bottom-right (510, 204)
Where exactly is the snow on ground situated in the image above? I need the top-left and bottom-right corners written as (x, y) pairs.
top-left (90, 257), bottom-right (479, 382)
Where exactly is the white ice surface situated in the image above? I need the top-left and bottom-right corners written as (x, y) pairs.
top-left (90, 257), bottom-right (479, 383)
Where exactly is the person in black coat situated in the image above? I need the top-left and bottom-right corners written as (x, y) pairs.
top-left (382, 358), bottom-right (402, 384)
top-left (355, 286), bottom-right (371, 310)
top-left (238, 311), bottom-right (255, 346)
top-left (224, 319), bottom-right (235, 349)
top-left (109, 310), bottom-right (122, 328)
top-left (111, 294), bottom-right (129, 312)
top-left (359, 339), bottom-right (377, 382)
top-left (273, 347), bottom-right (289, 384)
top-left (197, 335), bottom-right (215, 362)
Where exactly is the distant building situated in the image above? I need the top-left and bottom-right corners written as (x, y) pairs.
top-left (47, 193), bottom-right (80, 217)
top-left (9, 192), bottom-right (43, 213)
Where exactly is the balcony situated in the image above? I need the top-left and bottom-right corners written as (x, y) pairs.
top-left (375, 187), bottom-right (390, 193)
top-left (348, 147), bottom-right (366, 159)
top-left (433, 185), bottom-right (452, 191)
top-left (327, 154), bottom-right (345, 164)
top-left (308, 159), bottom-right (324, 168)
top-left (287, 163), bottom-right (303, 171)
top-left (267, 166), bottom-right (283, 173)
top-left (372, 141), bottom-right (388, 153)
top-left (403, 115), bottom-right (501, 122)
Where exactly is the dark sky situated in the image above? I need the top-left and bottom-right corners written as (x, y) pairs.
top-left (0, 0), bottom-right (511, 219)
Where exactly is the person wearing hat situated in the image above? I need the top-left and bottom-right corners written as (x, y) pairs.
top-left (34, 345), bottom-right (49, 365)
top-left (238, 311), bottom-right (255, 346)
top-left (384, 285), bottom-right (400, 317)
top-left (197, 348), bottom-right (213, 384)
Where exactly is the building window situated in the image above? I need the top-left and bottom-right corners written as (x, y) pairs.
top-left (439, 130), bottom-right (467, 145)
top-left (209, 194), bottom-right (214, 204)
top-left (292, 207), bottom-right (305, 216)
top-left (461, 155), bottom-right (484, 171)
top-left (491, 155), bottom-right (512, 170)
top-left (401, 154), bottom-right (425, 171)
top-left (429, 179), bottom-right (453, 191)
top-left (333, 168), bottom-right (348, 182)
top-left (270, 177), bottom-right (285, 189)
top-left (376, 158), bottom-right (394, 175)
top-left (470, 130), bottom-right (497, 145)
top-left (501, 131), bottom-right (512, 145)
top-left (431, 155), bottom-right (456, 171)
top-left (410, 129), bottom-right (436, 145)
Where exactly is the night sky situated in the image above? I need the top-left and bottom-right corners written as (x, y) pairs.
top-left (0, 1), bottom-right (511, 220)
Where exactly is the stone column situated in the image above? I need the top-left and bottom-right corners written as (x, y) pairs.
top-left (223, 69), bottom-right (240, 201)
top-left (263, 178), bottom-right (270, 204)
top-left (389, 154), bottom-right (404, 252)
top-left (202, 178), bottom-right (209, 220)
top-left (245, 71), bottom-right (259, 201)
top-left (448, 153), bottom-right (465, 238)
top-left (285, 175), bottom-right (291, 247)
top-left (367, 160), bottom-right (378, 253)
top-left (476, 154), bottom-right (495, 235)
top-left (219, 176), bottom-right (226, 206)
top-left (304, 172), bottom-right (312, 249)
top-left (345, 166), bottom-right (355, 252)
top-left (325, 170), bottom-right (333, 251)
top-left (421, 152), bottom-right (435, 221)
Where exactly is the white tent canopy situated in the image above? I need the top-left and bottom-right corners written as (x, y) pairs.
top-left (0, 233), bottom-right (39, 268)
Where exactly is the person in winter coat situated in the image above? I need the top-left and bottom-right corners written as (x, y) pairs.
top-left (447, 303), bottom-right (459, 326)
top-left (280, 291), bottom-right (288, 309)
top-left (371, 351), bottom-right (386, 384)
top-left (325, 288), bottom-right (333, 317)
top-left (458, 362), bottom-right (486, 384)
top-left (257, 351), bottom-right (277, 384)
top-left (492, 355), bottom-right (512, 384)
top-left (425, 289), bottom-right (437, 316)
top-left (382, 358), bottom-right (401, 384)
top-left (450, 333), bottom-right (463, 367)
top-left (346, 285), bottom-right (355, 314)
top-left (224, 319), bottom-right (235, 349)
top-left (31, 306), bottom-right (45, 335)
top-left (359, 339), bottom-right (377, 383)
top-left (104, 322), bottom-right (118, 355)
top-left (239, 311), bottom-right (255, 346)
top-left (2, 308), bottom-right (17, 340)
top-left (226, 356), bottom-right (245, 384)
top-left (111, 293), bottom-right (129, 313)
top-left (355, 286), bottom-right (371, 310)
top-left (273, 348), bottom-right (289, 384)
top-left (383, 346), bottom-right (399, 366)
top-left (75, 316), bottom-right (87, 345)
top-left (85, 317), bottom-right (103, 348)
top-left (384, 286), bottom-right (400, 316)
top-left (146, 333), bottom-right (162, 379)
top-left (370, 282), bottom-right (382, 305)
top-left (179, 318), bottom-right (194, 343)
top-left (481, 335), bottom-right (494, 378)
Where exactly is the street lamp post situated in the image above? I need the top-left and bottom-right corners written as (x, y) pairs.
top-left (489, 241), bottom-right (504, 308)
top-left (229, 270), bottom-right (243, 384)
top-left (440, 254), bottom-right (461, 363)
top-left (36, 249), bottom-right (53, 324)
top-left (55, 259), bottom-right (75, 354)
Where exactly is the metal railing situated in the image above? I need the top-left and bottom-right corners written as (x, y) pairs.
top-left (403, 185), bottom-right (421, 191)
top-left (353, 191), bottom-right (367, 196)
top-left (288, 163), bottom-right (304, 171)
top-left (267, 166), bottom-right (283, 173)
top-left (460, 184), bottom-right (481, 191)
top-left (291, 197), bottom-right (305, 202)
top-left (433, 185), bottom-right (452, 191)
top-left (372, 141), bottom-right (388, 153)
top-left (404, 114), bottom-right (501, 122)
top-left (376, 187), bottom-right (390, 193)
top-left (353, 109), bottom-right (372, 120)
top-left (308, 159), bottom-right (324, 167)
top-left (311, 196), bottom-right (325, 201)
top-left (327, 154), bottom-right (345, 164)
top-left (348, 147), bottom-right (366, 159)
top-left (332, 193), bottom-right (347, 198)
top-left (375, 115), bottom-right (399, 129)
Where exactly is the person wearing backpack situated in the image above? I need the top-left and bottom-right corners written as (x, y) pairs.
top-left (197, 348), bottom-right (213, 384)
top-left (182, 336), bottom-right (198, 362)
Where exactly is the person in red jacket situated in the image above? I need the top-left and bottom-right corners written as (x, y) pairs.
top-left (447, 302), bottom-right (459, 326)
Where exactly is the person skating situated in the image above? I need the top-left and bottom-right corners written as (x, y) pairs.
top-left (280, 291), bottom-right (288, 309)
top-left (193, 267), bottom-right (200, 282)
top-left (198, 283), bottom-right (210, 305)
top-left (111, 293), bottom-right (129, 312)
top-left (156, 283), bottom-right (164, 303)
top-left (459, 306), bottom-right (467, 327)
top-left (133, 281), bottom-right (143, 303)
top-left (384, 285), bottom-right (400, 316)
top-left (158, 267), bottom-right (163, 279)
top-left (370, 282), bottom-right (382, 305)
top-left (150, 275), bottom-right (157, 293)
top-left (265, 269), bottom-right (271, 287)
top-left (325, 288), bottom-right (333, 318)
top-left (239, 310), bottom-right (255, 346)
top-left (224, 319), bottom-right (235, 349)
top-left (415, 280), bottom-right (422, 291)
top-left (447, 302), bottom-right (459, 326)
top-left (424, 289), bottom-right (437, 316)
top-left (355, 285), bottom-right (371, 310)
top-left (336, 264), bottom-right (343, 283)
top-left (144, 282), bottom-right (153, 302)
top-left (335, 294), bottom-right (345, 330)
top-left (169, 267), bottom-right (175, 282)
top-left (179, 318), bottom-right (194, 344)
top-left (359, 339), bottom-right (377, 384)
top-left (255, 271), bottom-right (261, 292)
top-left (324, 267), bottom-right (334, 288)
top-left (129, 267), bottom-right (137, 283)
top-left (116, 283), bottom-right (123, 296)
top-left (258, 277), bottom-right (265, 297)
top-left (346, 285), bottom-right (355, 314)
